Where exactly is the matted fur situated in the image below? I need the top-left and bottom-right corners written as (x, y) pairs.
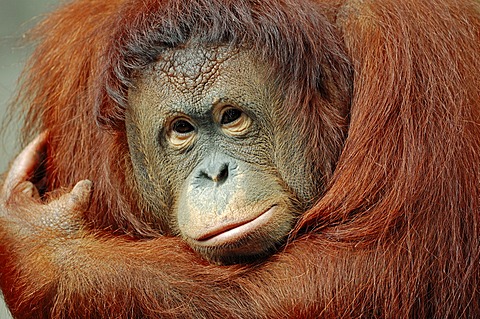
top-left (1, 0), bottom-right (479, 318)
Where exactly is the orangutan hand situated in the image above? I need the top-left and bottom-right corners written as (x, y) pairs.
top-left (0, 133), bottom-right (92, 238)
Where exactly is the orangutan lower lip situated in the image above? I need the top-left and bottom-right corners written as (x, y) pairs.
top-left (195, 206), bottom-right (276, 246)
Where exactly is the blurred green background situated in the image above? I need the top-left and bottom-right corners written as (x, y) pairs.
top-left (0, 0), bottom-right (59, 317)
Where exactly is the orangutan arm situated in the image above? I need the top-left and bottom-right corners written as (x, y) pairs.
top-left (0, 135), bottom-right (353, 319)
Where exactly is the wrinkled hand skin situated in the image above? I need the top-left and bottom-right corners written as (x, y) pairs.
top-left (0, 134), bottom-right (93, 315)
top-left (0, 133), bottom-right (92, 237)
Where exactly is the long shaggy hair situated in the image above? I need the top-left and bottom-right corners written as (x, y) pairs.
top-left (3, 0), bottom-right (480, 317)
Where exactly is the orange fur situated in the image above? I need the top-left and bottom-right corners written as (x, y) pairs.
top-left (1, 0), bottom-right (479, 317)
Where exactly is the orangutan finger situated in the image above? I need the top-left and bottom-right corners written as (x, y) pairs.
top-left (2, 132), bottom-right (48, 199)
top-left (17, 181), bottom-right (41, 200)
top-left (66, 180), bottom-right (93, 214)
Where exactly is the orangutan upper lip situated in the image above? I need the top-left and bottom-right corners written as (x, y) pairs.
top-left (195, 206), bottom-right (276, 245)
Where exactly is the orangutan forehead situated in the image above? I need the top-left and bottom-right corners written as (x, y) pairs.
top-left (148, 45), bottom-right (241, 92)
top-left (128, 45), bottom-right (270, 119)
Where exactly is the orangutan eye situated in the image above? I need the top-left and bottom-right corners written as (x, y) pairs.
top-left (167, 117), bottom-right (196, 148)
top-left (172, 119), bottom-right (195, 134)
top-left (220, 108), bottom-right (243, 125)
top-left (219, 107), bottom-right (252, 136)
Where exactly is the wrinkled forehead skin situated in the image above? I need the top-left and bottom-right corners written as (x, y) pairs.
top-left (155, 45), bottom-right (240, 91)
top-left (129, 45), bottom-right (274, 122)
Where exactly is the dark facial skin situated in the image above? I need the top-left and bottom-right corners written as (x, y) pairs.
top-left (126, 45), bottom-right (316, 264)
